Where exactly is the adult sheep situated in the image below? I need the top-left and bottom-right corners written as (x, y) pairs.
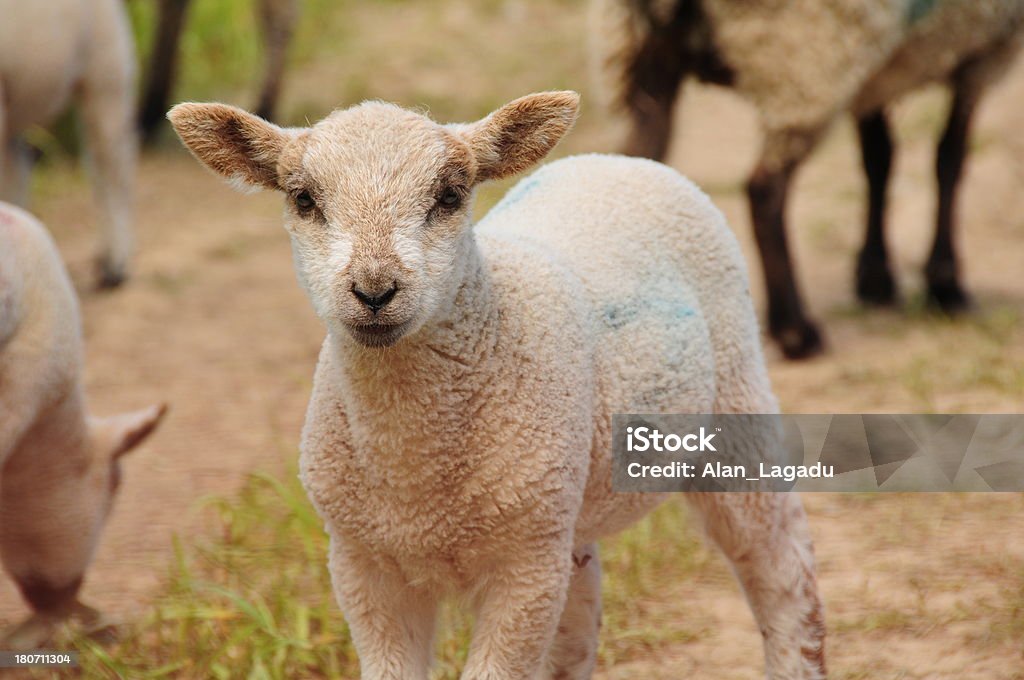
top-left (0, 203), bottom-right (166, 649)
top-left (169, 92), bottom-right (826, 679)
top-left (594, 0), bottom-right (1024, 358)
top-left (0, 0), bottom-right (138, 287)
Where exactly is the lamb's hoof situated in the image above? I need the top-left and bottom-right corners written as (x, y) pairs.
top-left (856, 258), bottom-right (898, 306)
top-left (772, 322), bottom-right (825, 360)
top-left (927, 280), bottom-right (971, 314)
top-left (96, 259), bottom-right (128, 289)
top-left (72, 600), bottom-right (118, 642)
top-left (1, 614), bottom-right (60, 651)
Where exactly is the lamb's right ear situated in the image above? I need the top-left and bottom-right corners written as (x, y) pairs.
top-left (459, 91), bottom-right (580, 183)
top-left (167, 103), bottom-right (292, 191)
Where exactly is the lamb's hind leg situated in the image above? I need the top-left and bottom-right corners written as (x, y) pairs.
top-left (541, 543), bottom-right (602, 680)
top-left (688, 493), bottom-right (826, 680)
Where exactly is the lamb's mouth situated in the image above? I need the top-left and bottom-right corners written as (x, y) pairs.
top-left (346, 321), bottom-right (410, 348)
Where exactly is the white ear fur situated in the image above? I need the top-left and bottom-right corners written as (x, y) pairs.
top-left (460, 91), bottom-right (580, 182)
top-left (168, 103), bottom-right (293, 191)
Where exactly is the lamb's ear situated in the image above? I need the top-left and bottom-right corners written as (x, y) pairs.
top-left (105, 404), bottom-right (169, 460)
top-left (459, 91), bottom-right (580, 183)
top-left (167, 103), bottom-right (292, 191)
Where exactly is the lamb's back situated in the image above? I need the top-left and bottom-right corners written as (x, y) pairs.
top-left (0, 203), bottom-right (82, 404)
top-left (478, 154), bottom-right (758, 412)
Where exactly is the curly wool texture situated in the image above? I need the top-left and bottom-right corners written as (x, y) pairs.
top-left (300, 153), bottom-right (776, 585)
top-left (294, 152), bottom-right (828, 678)
top-left (597, 0), bottom-right (1024, 133)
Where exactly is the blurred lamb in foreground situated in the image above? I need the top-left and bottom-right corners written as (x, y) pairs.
top-left (0, 0), bottom-right (138, 287)
top-left (0, 203), bottom-right (166, 649)
top-left (594, 0), bottom-right (1024, 358)
top-left (169, 92), bottom-right (825, 679)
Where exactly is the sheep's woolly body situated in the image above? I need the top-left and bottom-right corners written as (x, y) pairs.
top-left (302, 154), bottom-right (762, 577)
top-left (597, 0), bottom-right (1024, 134)
top-left (170, 94), bottom-right (825, 678)
top-left (0, 203), bottom-right (164, 645)
top-left (703, 0), bottom-right (1024, 131)
top-left (300, 157), bottom-right (820, 677)
top-left (0, 203), bottom-right (89, 591)
top-left (0, 204), bottom-right (82, 466)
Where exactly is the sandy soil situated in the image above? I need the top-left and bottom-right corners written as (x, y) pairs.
top-left (2, 18), bottom-right (1023, 678)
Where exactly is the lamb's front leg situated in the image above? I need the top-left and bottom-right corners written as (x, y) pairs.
top-left (462, 541), bottom-right (574, 680)
top-left (541, 543), bottom-right (601, 680)
top-left (328, 538), bottom-right (438, 680)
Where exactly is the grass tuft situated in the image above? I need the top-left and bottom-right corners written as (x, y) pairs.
top-left (41, 471), bottom-right (715, 678)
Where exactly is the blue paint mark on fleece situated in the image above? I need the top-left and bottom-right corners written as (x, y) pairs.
top-left (488, 176), bottom-right (541, 217)
top-left (602, 298), bottom-right (696, 330)
top-left (907, 0), bottom-right (940, 25)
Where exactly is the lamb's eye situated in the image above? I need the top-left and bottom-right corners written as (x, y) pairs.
top-left (438, 187), bottom-right (462, 210)
top-left (295, 190), bottom-right (316, 213)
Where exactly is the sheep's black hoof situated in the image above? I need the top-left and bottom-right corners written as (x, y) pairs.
top-left (772, 321), bottom-right (825, 360)
top-left (927, 280), bottom-right (971, 314)
top-left (856, 257), bottom-right (897, 306)
top-left (96, 259), bottom-right (127, 290)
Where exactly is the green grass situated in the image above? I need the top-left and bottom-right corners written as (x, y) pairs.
top-left (127, 0), bottom-right (341, 106)
top-left (47, 469), bottom-right (710, 679)
top-left (64, 471), bottom-right (357, 679)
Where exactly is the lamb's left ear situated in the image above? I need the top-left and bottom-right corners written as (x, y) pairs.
top-left (167, 103), bottom-right (293, 191)
top-left (106, 404), bottom-right (169, 460)
top-left (459, 91), bottom-right (580, 183)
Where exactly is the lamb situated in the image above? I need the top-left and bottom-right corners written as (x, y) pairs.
top-left (0, 0), bottom-right (138, 287)
top-left (593, 0), bottom-right (1024, 358)
top-left (0, 203), bottom-right (166, 649)
top-left (168, 92), bottom-right (826, 679)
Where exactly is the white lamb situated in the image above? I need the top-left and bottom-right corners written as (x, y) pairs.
top-left (0, 203), bottom-right (165, 649)
top-left (169, 92), bottom-right (826, 679)
top-left (0, 0), bottom-right (138, 287)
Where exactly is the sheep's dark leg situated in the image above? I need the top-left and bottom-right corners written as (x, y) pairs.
top-left (748, 128), bottom-right (823, 359)
top-left (254, 0), bottom-right (298, 122)
top-left (614, 50), bottom-right (688, 160)
top-left (856, 109), bottom-right (898, 305)
top-left (138, 0), bottom-right (192, 145)
top-left (616, 7), bottom-right (694, 161)
top-left (927, 81), bottom-right (978, 312)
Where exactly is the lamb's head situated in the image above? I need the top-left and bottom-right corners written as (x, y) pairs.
top-left (168, 92), bottom-right (579, 346)
top-left (0, 404), bottom-right (166, 619)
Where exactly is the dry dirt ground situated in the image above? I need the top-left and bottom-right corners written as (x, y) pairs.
top-left (2, 3), bottom-right (1023, 676)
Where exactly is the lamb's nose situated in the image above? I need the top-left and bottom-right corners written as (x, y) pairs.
top-left (352, 282), bottom-right (398, 313)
